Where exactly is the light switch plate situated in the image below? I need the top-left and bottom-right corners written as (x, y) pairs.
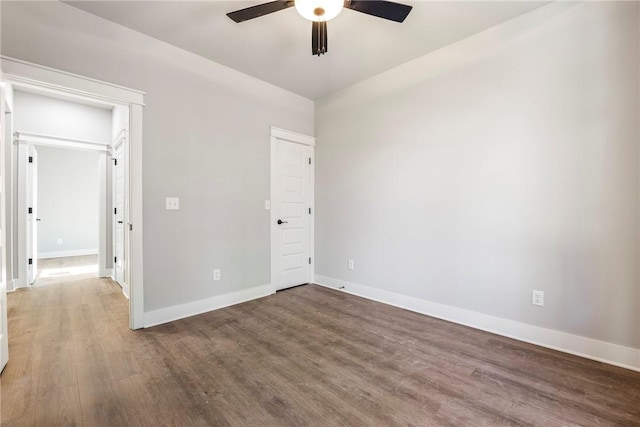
top-left (166, 197), bottom-right (180, 210)
top-left (265, 200), bottom-right (271, 210)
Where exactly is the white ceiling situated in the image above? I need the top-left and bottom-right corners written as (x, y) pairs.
top-left (66, 1), bottom-right (548, 99)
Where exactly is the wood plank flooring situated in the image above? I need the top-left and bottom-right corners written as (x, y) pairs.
top-left (1, 260), bottom-right (639, 426)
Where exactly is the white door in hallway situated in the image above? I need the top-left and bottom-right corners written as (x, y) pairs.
top-left (27, 145), bottom-right (38, 285)
top-left (0, 85), bottom-right (10, 372)
top-left (271, 133), bottom-right (314, 291)
top-left (113, 139), bottom-right (126, 290)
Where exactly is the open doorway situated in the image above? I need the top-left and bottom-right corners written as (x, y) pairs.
top-left (12, 90), bottom-right (115, 289)
top-left (1, 56), bottom-right (144, 332)
top-left (31, 144), bottom-right (103, 286)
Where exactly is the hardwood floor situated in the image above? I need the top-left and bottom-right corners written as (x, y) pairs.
top-left (2, 262), bottom-right (639, 426)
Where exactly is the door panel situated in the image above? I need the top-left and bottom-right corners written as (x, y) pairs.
top-left (27, 145), bottom-right (37, 285)
top-left (272, 138), bottom-right (312, 291)
top-left (114, 141), bottom-right (125, 287)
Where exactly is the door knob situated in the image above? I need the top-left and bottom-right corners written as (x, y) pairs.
top-left (277, 219), bottom-right (288, 225)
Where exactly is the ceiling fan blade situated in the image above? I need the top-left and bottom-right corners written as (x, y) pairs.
top-left (226, 1), bottom-right (293, 23)
top-left (345, 1), bottom-right (412, 23)
top-left (312, 21), bottom-right (328, 56)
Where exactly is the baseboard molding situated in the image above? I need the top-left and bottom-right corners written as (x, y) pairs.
top-left (12, 278), bottom-right (26, 290)
top-left (314, 275), bottom-right (640, 372)
top-left (6, 280), bottom-right (14, 292)
top-left (38, 249), bottom-right (98, 259)
top-left (122, 282), bottom-right (130, 300)
top-left (99, 268), bottom-right (113, 279)
top-left (144, 284), bottom-right (274, 328)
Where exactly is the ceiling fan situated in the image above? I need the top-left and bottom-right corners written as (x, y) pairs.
top-left (227, 0), bottom-right (412, 56)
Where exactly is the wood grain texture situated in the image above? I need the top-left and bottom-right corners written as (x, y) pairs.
top-left (2, 256), bottom-right (639, 426)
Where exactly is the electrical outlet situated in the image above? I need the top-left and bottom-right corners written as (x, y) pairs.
top-left (264, 200), bottom-right (271, 210)
top-left (166, 197), bottom-right (180, 210)
top-left (57, 238), bottom-right (63, 245)
top-left (213, 269), bottom-right (221, 281)
top-left (532, 290), bottom-right (544, 306)
top-left (348, 259), bottom-right (354, 270)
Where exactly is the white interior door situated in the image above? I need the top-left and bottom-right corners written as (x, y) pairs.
top-left (271, 136), bottom-right (313, 291)
top-left (0, 85), bottom-right (10, 373)
top-left (27, 145), bottom-right (37, 285)
top-left (113, 140), bottom-right (125, 288)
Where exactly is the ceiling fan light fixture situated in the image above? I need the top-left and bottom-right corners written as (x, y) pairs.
top-left (294, 0), bottom-right (344, 22)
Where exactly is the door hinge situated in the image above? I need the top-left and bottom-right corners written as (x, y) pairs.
top-left (114, 208), bottom-right (117, 215)
top-left (28, 156), bottom-right (33, 163)
top-left (28, 207), bottom-right (33, 214)
top-left (309, 257), bottom-right (311, 264)
top-left (309, 207), bottom-right (311, 215)
top-left (113, 158), bottom-right (117, 166)
top-left (28, 258), bottom-right (32, 265)
top-left (114, 256), bottom-right (117, 263)
top-left (308, 157), bottom-right (311, 165)
top-left (129, 224), bottom-right (133, 231)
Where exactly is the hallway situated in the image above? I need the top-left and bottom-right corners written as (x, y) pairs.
top-left (2, 256), bottom-right (129, 425)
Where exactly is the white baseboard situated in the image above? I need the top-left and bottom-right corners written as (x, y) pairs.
top-left (6, 280), bottom-right (14, 292)
top-left (99, 268), bottom-right (113, 279)
top-left (122, 282), bottom-right (130, 300)
top-left (314, 275), bottom-right (640, 372)
top-left (12, 277), bottom-right (26, 290)
top-left (144, 284), bottom-right (274, 328)
top-left (38, 249), bottom-right (98, 259)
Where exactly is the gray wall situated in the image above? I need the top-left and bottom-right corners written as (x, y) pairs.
top-left (13, 91), bottom-right (112, 142)
top-left (1, 1), bottom-right (314, 312)
top-left (315, 2), bottom-right (640, 349)
top-left (35, 146), bottom-right (100, 257)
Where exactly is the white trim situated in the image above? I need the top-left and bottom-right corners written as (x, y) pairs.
top-left (112, 128), bottom-right (126, 147)
top-left (122, 281), bottom-right (130, 300)
top-left (1, 56), bottom-right (145, 107)
top-left (16, 137), bottom-right (109, 153)
top-left (270, 126), bottom-right (316, 146)
top-left (15, 142), bottom-right (27, 288)
top-left (38, 249), bottom-right (98, 259)
top-left (314, 275), bottom-right (640, 372)
top-left (128, 105), bottom-right (143, 329)
top-left (15, 131), bottom-right (108, 148)
top-left (12, 278), bottom-right (25, 289)
top-left (98, 152), bottom-right (108, 278)
top-left (3, 58), bottom-right (145, 329)
top-left (144, 284), bottom-right (274, 328)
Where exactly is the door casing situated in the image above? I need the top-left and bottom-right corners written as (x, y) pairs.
top-left (1, 56), bottom-right (145, 330)
top-left (0, 82), bottom-right (11, 373)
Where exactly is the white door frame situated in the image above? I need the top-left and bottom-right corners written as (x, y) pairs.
top-left (1, 56), bottom-right (146, 330)
top-left (112, 133), bottom-right (128, 296)
top-left (0, 82), bottom-right (12, 372)
top-left (13, 136), bottom-right (111, 283)
top-left (270, 126), bottom-right (315, 293)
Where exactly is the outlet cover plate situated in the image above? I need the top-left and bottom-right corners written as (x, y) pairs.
top-left (532, 290), bottom-right (544, 306)
top-left (166, 197), bottom-right (180, 210)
